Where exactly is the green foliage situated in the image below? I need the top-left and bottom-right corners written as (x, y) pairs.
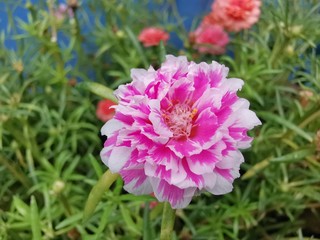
top-left (1, 0), bottom-right (320, 239)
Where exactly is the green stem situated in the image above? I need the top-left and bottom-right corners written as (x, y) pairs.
top-left (59, 193), bottom-right (73, 217)
top-left (83, 170), bottom-right (119, 223)
top-left (143, 202), bottom-right (151, 240)
top-left (0, 155), bottom-right (31, 188)
top-left (299, 109), bottom-right (320, 129)
top-left (160, 202), bottom-right (176, 240)
top-left (233, 32), bottom-right (242, 67)
top-left (47, 0), bottom-right (57, 43)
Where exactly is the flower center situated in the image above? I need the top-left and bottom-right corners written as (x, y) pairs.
top-left (163, 103), bottom-right (197, 139)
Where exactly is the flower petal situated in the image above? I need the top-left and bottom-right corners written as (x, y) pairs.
top-left (216, 150), bottom-right (244, 169)
top-left (146, 144), bottom-right (179, 170)
top-left (168, 78), bottom-right (194, 104)
top-left (193, 88), bottom-right (223, 112)
top-left (190, 107), bottom-right (221, 149)
top-left (107, 146), bottom-right (133, 173)
top-left (177, 159), bottom-right (205, 189)
top-left (101, 119), bottom-right (123, 137)
top-left (149, 100), bottom-right (173, 139)
top-left (167, 138), bottom-right (202, 158)
top-left (150, 178), bottom-right (196, 209)
top-left (120, 167), bottom-right (153, 195)
top-left (187, 142), bottom-right (225, 174)
top-left (207, 168), bottom-right (234, 195)
top-left (160, 55), bottom-right (189, 81)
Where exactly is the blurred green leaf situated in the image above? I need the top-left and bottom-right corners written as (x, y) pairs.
top-left (271, 148), bottom-right (315, 163)
top-left (78, 82), bottom-right (118, 102)
top-left (55, 213), bottom-right (82, 230)
top-left (124, 26), bottom-right (148, 68)
top-left (258, 111), bottom-right (313, 142)
top-left (119, 204), bottom-right (141, 236)
top-left (30, 196), bottom-right (42, 240)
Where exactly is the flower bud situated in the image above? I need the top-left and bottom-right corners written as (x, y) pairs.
top-left (12, 60), bottom-right (24, 73)
top-left (299, 90), bottom-right (313, 107)
top-left (285, 45), bottom-right (295, 56)
top-left (116, 30), bottom-right (125, 39)
top-left (45, 86), bottom-right (52, 94)
top-left (279, 21), bottom-right (285, 28)
top-left (10, 93), bottom-right (21, 106)
top-left (10, 141), bottom-right (19, 150)
top-left (52, 180), bottom-right (65, 195)
top-left (289, 25), bottom-right (303, 37)
top-left (0, 115), bottom-right (9, 123)
top-left (25, 2), bottom-right (33, 10)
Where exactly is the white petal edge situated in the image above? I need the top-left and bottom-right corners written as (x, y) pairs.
top-left (101, 119), bottom-right (123, 137)
top-left (108, 146), bottom-right (133, 173)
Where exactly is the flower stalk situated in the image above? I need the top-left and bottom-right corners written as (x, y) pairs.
top-left (160, 202), bottom-right (176, 240)
top-left (83, 170), bottom-right (119, 223)
top-left (143, 202), bottom-right (151, 240)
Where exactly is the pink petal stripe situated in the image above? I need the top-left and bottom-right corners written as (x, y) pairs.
top-left (190, 108), bottom-right (219, 149)
top-left (167, 137), bottom-right (202, 158)
top-left (151, 178), bottom-right (196, 208)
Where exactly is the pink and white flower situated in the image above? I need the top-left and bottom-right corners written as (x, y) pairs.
top-left (54, 4), bottom-right (74, 21)
top-left (100, 55), bottom-right (261, 208)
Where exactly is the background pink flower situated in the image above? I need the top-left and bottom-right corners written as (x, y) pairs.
top-left (211, 0), bottom-right (261, 32)
top-left (138, 27), bottom-right (169, 47)
top-left (100, 55), bottom-right (261, 208)
top-left (96, 99), bottom-right (116, 122)
top-left (191, 23), bottom-right (229, 55)
top-left (54, 3), bottom-right (74, 21)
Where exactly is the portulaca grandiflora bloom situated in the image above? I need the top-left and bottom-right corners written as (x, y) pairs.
top-left (100, 55), bottom-right (261, 208)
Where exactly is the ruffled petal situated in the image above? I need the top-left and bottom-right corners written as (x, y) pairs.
top-left (190, 107), bottom-right (221, 149)
top-left (107, 146), bottom-right (133, 173)
top-left (150, 178), bottom-right (196, 209)
top-left (177, 159), bottom-right (205, 189)
top-left (149, 100), bottom-right (173, 139)
top-left (231, 108), bottom-right (262, 130)
top-left (131, 67), bottom-right (156, 93)
top-left (168, 77), bottom-right (195, 104)
top-left (160, 55), bottom-right (189, 81)
top-left (216, 150), bottom-right (244, 169)
top-left (193, 88), bottom-right (223, 113)
top-left (101, 119), bottom-right (123, 137)
top-left (220, 78), bottom-right (244, 93)
top-left (145, 162), bottom-right (187, 187)
top-left (146, 144), bottom-right (179, 170)
top-left (207, 168), bottom-right (234, 195)
top-left (187, 141), bottom-right (226, 175)
top-left (167, 138), bottom-right (202, 158)
top-left (120, 167), bottom-right (153, 195)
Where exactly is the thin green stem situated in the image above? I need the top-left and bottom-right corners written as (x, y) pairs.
top-left (233, 32), bottom-right (243, 68)
top-left (143, 202), bottom-right (151, 240)
top-left (59, 193), bottom-right (73, 217)
top-left (160, 202), bottom-right (176, 240)
top-left (47, 0), bottom-right (57, 43)
top-left (83, 170), bottom-right (119, 223)
top-left (299, 109), bottom-right (320, 129)
top-left (0, 155), bottom-right (31, 188)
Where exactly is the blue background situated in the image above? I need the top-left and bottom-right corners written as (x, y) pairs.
top-left (0, 0), bottom-right (212, 50)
